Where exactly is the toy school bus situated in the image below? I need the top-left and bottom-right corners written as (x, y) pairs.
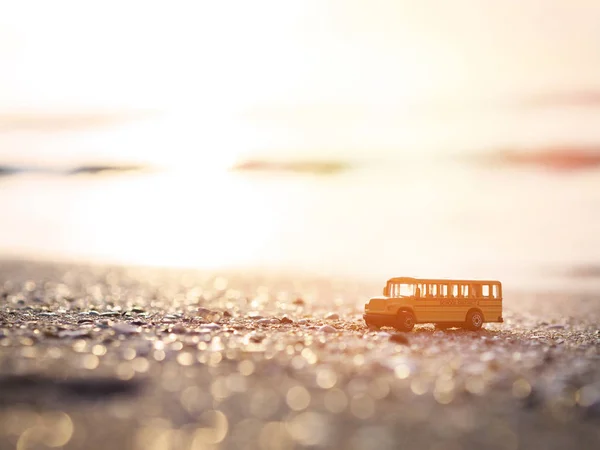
top-left (363, 277), bottom-right (503, 331)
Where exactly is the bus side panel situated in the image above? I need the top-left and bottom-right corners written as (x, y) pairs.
top-left (413, 299), bottom-right (441, 322)
top-left (480, 298), bottom-right (502, 322)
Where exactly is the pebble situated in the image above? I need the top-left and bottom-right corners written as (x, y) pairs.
top-left (547, 324), bottom-right (565, 330)
top-left (111, 323), bottom-right (140, 334)
top-left (389, 333), bottom-right (410, 345)
top-left (101, 311), bottom-right (121, 318)
top-left (129, 320), bottom-right (146, 326)
top-left (257, 318), bottom-right (280, 325)
top-left (280, 315), bottom-right (294, 324)
top-left (197, 307), bottom-right (213, 317)
top-left (39, 312), bottom-right (56, 317)
top-left (293, 298), bottom-right (305, 305)
top-left (58, 329), bottom-right (91, 339)
top-left (200, 323), bottom-right (221, 331)
top-left (325, 312), bottom-right (340, 320)
top-left (318, 325), bottom-right (337, 333)
top-left (97, 320), bottom-right (111, 329)
top-left (248, 333), bottom-right (266, 343)
top-left (170, 324), bottom-right (187, 334)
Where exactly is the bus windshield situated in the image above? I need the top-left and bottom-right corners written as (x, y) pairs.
top-left (387, 282), bottom-right (415, 297)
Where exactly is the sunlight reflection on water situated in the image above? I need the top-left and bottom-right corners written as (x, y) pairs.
top-left (0, 164), bottom-right (599, 290)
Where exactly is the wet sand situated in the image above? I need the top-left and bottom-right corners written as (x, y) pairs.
top-left (0, 260), bottom-right (599, 450)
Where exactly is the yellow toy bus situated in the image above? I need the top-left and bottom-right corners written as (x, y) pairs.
top-left (363, 277), bottom-right (503, 331)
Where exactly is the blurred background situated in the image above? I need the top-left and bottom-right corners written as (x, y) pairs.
top-left (1, 0), bottom-right (599, 290)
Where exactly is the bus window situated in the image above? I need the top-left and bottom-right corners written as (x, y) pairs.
top-left (390, 283), bottom-right (416, 297)
top-left (451, 284), bottom-right (458, 297)
top-left (492, 285), bottom-right (498, 299)
top-left (396, 283), bottom-right (414, 297)
top-left (471, 284), bottom-right (479, 298)
top-left (441, 284), bottom-right (447, 297)
top-left (429, 284), bottom-right (436, 297)
top-left (461, 284), bottom-right (469, 298)
top-left (482, 285), bottom-right (490, 298)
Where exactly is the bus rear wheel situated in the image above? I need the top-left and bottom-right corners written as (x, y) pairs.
top-left (465, 310), bottom-right (484, 331)
top-left (396, 311), bottom-right (416, 332)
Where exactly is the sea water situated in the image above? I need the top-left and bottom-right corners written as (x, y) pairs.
top-left (0, 107), bottom-right (599, 292)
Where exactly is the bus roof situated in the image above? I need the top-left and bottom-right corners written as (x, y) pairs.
top-left (386, 277), bottom-right (501, 285)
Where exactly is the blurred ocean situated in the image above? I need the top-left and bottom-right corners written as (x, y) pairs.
top-left (1, 106), bottom-right (599, 292)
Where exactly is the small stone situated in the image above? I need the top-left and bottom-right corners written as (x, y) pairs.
top-left (249, 333), bottom-right (265, 343)
top-left (170, 323), bottom-right (187, 334)
top-left (223, 311), bottom-right (232, 318)
top-left (88, 311), bottom-right (100, 316)
top-left (547, 324), bottom-right (565, 330)
top-left (280, 315), bottom-right (294, 324)
top-left (200, 323), bottom-right (221, 331)
top-left (97, 320), bottom-right (111, 329)
top-left (257, 318), bottom-right (272, 325)
top-left (131, 306), bottom-right (145, 313)
top-left (318, 325), bottom-right (337, 333)
top-left (389, 333), bottom-right (409, 345)
top-left (293, 298), bottom-right (305, 306)
top-left (197, 307), bottom-right (213, 317)
top-left (325, 313), bottom-right (340, 320)
top-left (112, 323), bottom-right (140, 334)
top-left (129, 319), bottom-right (146, 326)
top-left (101, 311), bottom-right (121, 318)
top-left (58, 329), bottom-right (91, 339)
top-left (297, 319), bottom-right (309, 326)
top-left (39, 312), bottom-right (56, 318)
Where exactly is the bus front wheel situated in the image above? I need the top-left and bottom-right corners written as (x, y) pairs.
top-left (396, 311), bottom-right (415, 332)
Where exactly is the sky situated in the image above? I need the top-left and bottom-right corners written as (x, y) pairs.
top-left (1, 0), bottom-right (600, 165)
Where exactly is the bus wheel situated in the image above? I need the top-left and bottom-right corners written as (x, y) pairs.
top-left (465, 310), bottom-right (484, 331)
top-left (396, 311), bottom-right (415, 332)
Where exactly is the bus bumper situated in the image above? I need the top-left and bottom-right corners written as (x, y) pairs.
top-left (363, 312), bottom-right (396, 328)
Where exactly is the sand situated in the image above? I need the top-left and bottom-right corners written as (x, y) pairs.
top-left (0, 259), bottom-right (599, 450)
